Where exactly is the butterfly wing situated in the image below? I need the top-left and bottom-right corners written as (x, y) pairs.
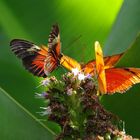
top-left (60, 55), bottom-right (81, 71)
top-left (44, 24), bottom-right (62, 75)
top-left (95, 41), bottom-right (107, 94)
top-left (82, 53), bottom-right (124, 75)
top-left (10, 39), bottom-right (48, 77)
top-left (48, 24), bottom-right (61, 58)
top-left (82, 60), bottom-right (96, 75)
top-left (106, 68), bottom-right (140, 94)
top-left (104, 53), bottom-right (124, 69)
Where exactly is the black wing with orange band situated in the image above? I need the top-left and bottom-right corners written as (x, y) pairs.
top-left (10, 39), bottom-right (48, 77)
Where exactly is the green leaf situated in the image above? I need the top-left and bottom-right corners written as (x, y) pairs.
top-left (117, 33), bottom-right (140, 67)
top-left (104, 0), bottom-right (140, 55)
top-left (0, 87), bottom-right (55, 140)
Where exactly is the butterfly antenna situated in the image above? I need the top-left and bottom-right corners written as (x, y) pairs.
top-left (65, 35), bottom-right (82, 52)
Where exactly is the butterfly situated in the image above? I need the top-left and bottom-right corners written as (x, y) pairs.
top-left (10, 24), bottom-right (62, 77)
top-left (60, 41), bottom-right (140, 94)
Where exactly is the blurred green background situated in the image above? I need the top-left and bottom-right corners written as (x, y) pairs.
top-left (0, 0), bottom-right (140, 139)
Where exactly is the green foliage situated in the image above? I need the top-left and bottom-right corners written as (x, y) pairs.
top-left (0, 87), bottom-right (55, 140)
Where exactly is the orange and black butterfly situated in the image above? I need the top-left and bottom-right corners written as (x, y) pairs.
top-left (10, 24), bottom-right (62, 77)
top-left (60, 41), bottom-right (140, 94)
